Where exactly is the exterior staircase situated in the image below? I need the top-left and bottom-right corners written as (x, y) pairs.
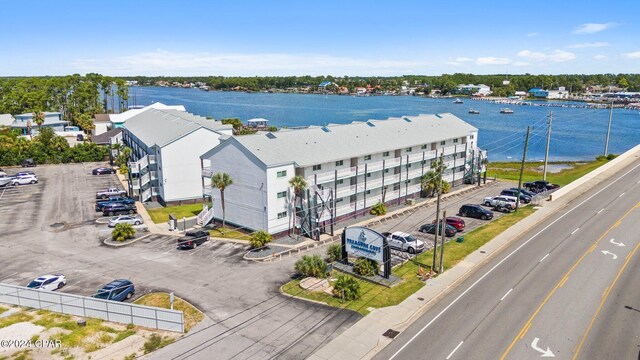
top-left (197, 205), bottom-right (215, 226)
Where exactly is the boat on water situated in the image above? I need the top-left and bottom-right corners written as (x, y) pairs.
top-left (500, 108), bottom-right (514, 114)
top-left (454, 98), bottom-right (464, 104)
top-left (468, 109), bottom-right (480, 114)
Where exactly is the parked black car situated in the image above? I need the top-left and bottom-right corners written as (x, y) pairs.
top-left (419, 223), bottom-right (458, 237)
top-left (177, 230), bottom-right (210, 249)
top-left (524, 180), bottom-right (560, 193)
top-left (102, 203), bottom-right (137, 216)
top-left (95, 196), bottom-right (136, 211)
top-left (500, 189), bottom-right (532, 203)
top-left (458, 204), bottom-right (494, 220)
top-left (21, 158), bottom-right (36, 167)
top-left (92, 167), bottom-right (116, 175)
top-left (508, 187), bottom-right (536, 197)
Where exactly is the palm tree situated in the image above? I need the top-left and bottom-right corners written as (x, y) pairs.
top-left (288, 175), bottom-right (307, 235)
top-left (33, 110), bottom-right (45, 128)
top-left (211, 172), bottom-right (233, 231)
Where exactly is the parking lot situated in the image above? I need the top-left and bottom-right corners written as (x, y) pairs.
top-left (0, 162), bottom-right (529, 359)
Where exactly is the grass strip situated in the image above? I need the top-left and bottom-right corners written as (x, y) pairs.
top-left (282, 206), bottom-right (536, 315)
top-left (134, 293), bottom-right (204, 332)
top-left (146, 204), bottom-right (204, 224)
top-left (486, 159), bottom-right (609, 187)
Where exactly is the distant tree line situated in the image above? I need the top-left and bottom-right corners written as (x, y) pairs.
top-left (0, 126), bottom-right (108, 166)
top-left (0, 74), bottom-right (129, 132)
top-left (122, 73), bottom-right (640, 94)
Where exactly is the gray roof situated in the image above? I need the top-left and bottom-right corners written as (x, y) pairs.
top-left (123, 108), bottom-right (233, 147)
top-left (203, 113), bottom-right (477, 167)
top-left (92, 128), bottom-right (123, 145)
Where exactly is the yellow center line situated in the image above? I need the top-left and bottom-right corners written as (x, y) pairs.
top-left (499, 201), bottom-right (640, 360)
top-left (572, 240), bottom-right (640, 360)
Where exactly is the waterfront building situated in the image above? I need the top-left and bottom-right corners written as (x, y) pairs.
top-left (109, 102), bottom-right (186, 128)
top-left (10, 112), bottom-right (68, 135)
top-left (122, 107), bottom-right (233, 205)
top-left (200, 113), bottom-right (486, 237)
top-left (457, 84), bottom-right (492, 96)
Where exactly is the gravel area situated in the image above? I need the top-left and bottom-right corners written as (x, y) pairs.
top-left (0, 323), bottom-right (44, 352)
top-left (244, 245), bottom-right (291, 259)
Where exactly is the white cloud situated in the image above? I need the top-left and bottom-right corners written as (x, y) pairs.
top-left (513, 61), bottom-right (530, 67)
top-left (476, 57), bottom-right (511, 65)
top-left (455, 57), bottom-right (473, 62)
top-left (526, 32), bottom-right (539, 37)
top-left (567, 42), bottom-right (610, 49)
top-left (517, 50), bottom-right (576, 62)
top-left (71, 50), bottom-right (432, 76)
top-left (572, 22), bottom-right (617, 34)
top-left (593, 54), bottom-right (608, 60)
top-left (623, 51), bottom-right (640, 59)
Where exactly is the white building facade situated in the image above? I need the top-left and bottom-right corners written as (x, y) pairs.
top-left (200, 113), bottom-right (486, 236)
top-left (122, 108), bottom-right (233, 205)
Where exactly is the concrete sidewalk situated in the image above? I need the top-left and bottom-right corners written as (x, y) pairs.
top-left (308, 146), bottom-right (640, 360)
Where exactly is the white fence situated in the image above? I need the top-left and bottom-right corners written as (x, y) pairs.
top-left (0, 283), bottom-right (184, 333)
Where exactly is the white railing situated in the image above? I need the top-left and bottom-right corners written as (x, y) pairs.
top-left (443, 145), bottom-right (458, 156)
top-left (423, 150), bottom-right (437, 160)
top-left (407, 168), bottom-right (423, 179)
top-left (367, 160), bottom-right (384, 172)
top-left (203, 187), bottom-right (212, 196)
top-left (366, 177), bottom-right (383, 189)
top-left (132, 181), bottom-right (140, 190)
top-left (336, 185), bottom-right (356, 198)
top-left (407, 152), bottom-right (424, 163)
top-left (141, 188), bottom-right (152, 202)
top-left (128, 162), bottom-right (139, 174)
top-left (201, 167), bottom-right (212, 178)
top-left (385, 157), bottom-right (401, 167)
top-left (407, 184), bottom-right (422, 194)
top-left (150, 171), bottom-right (158, 181)
top-left (140, 172), bottom-right (151, 187)
top-left (385, 173), bottom-right (401, 184)
top-left (336, 166), bottom-right (357, 179)
top-left (335, 204), bottom-right (355, 217)
top-left (148, 155), bottom-right (156, 164)
top-left (197, 205), bottom-right (215, 226)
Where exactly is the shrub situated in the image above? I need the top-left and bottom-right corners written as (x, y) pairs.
top-left (440, 180), bottom-right (451, 194)
top-left (369, 202), bottom-right (387, 216)
top-left (249, 230), bottom-right (272, 249)
top-left (596, 155), bottom-right (607, 161)
top-left (327, 243), bottom-right (342, 262)
top-left (295, 254), bottom-right (327, 278)
top-left (111, 223), bottom-right (135, 242)
top-left (606, 153), bottom-right (617, 160)
top-left (332, 275), bottom-right (361, 301)
top-left (353, 257), bottom-right (378, 276)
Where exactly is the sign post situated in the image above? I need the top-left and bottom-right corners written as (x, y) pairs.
top-left (170, 292), bottom-right (175, 310)
top-left (341, 226), bottom-right (391, 279)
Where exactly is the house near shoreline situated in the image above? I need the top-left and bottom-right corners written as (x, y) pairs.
top-left (528, 88), bottom-right (569, 100)
top-left (200, 113), bottom-right (486, 237)
top-left (109, 102), bottom-right (186, 128)
top-left (10, 112), bottom-right (68, 135)
top-left (457, 84), bottom-right (492, 97)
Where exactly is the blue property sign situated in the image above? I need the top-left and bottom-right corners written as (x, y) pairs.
top-left (342, 226), bottom-right (391, 279)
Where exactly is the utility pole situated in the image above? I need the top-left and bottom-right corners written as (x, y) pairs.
top-left (432, 153), bottom-right (444, 272)
top-left (516, 127), bottom-right (530, 211)
top-left (604, 101), bottom-right (613, 156)
top-left (543, 111), bottom-right (552, 181)
top-left (439, 209), bottom-right (446, 273)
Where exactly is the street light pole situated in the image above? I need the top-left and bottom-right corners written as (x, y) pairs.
top-left (516, 126), bottom-right (531, 211)
top-left (604, 101), bottom-right (613, 156)
top-left (543, 111), bottom-right (552, 181)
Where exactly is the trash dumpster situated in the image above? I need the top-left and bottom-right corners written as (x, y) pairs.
top-left (168, 214), bottom-right (177, 231)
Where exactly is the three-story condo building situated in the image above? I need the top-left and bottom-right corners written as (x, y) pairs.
top-left (200, 113), bottom-right (486, 236)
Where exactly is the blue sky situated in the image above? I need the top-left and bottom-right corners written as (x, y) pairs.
top-left (1, 0), bottom-right (639, 76)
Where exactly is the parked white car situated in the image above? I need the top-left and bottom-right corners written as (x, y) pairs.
top-left (108, 215), bottom-right (144, 227)
top-left (11, 174), bottom-right (38, 185)
top-left (27, 274), bottom-right (67, 291)
top-left (483, 195), bottom-right (517, 208)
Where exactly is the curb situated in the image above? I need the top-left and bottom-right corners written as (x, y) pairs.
top-left (102, 233), bottom-right (155, 247)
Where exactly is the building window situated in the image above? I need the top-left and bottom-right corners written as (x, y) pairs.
top-left (421, 144), bottom-right (427, 149)
top-left (384, 169), bottom-right (390, 173)
top-left (367, 173), bottom-right (372, 177)
top-left (440, 141), bottom-right (446, 146)
top-left (313, 164), bottom-right (322, 171)
top-left (393, 184), bottom-right (400, 190)
top-left (453, 138), bottom-right (459, 143)
top-left (422, 160), bottom-right (427, 165)
top-left (337, 179), bottom-right (343, 185)
top-left (406, 147), bottom-right (412, 152)
top-left (277, 170), bottom-right (287, 178)
top-left (383, 151), bottom-right (389, 157)
top-left (364, 155), bottom-right (371, 161)
top-left (277, 211), bottom-right (287, 219)
top-left (365, 190), bottom-right (371, 195)
top-left (336, 197), bottom-right (344, 203)
top-left (470, 135), bottom-right (475, 139)
top-left (406, 163), bottom-right (411, 168)
top-left (277, 191), bottom-right (287, 199)
top-left (335, 160), bottom-right (343, 166)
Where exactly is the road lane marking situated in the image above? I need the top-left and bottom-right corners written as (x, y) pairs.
top-left (572, 241), bottom-right (640, 360)
top-left (601, 250), bottom-right (618, 259)
top-left (500, 200), bottom-right (640, 360)
top-left (500, 289), bottom-right (513, 301)
top-left (0, 188), bottom-right (6, 201)
top-left (571, 228), bottom-right (580, 235)
top-left (609, 238), bottom-right (625, 247)
top-left (597, 208), bottom-right (604, 214)
top-left (558, 276), bottom-right (569, 288)
top-left (539, 254), bottom-right (550, 262)
top-left (520, 323), bottom-right (532, 340)
top-left (531, 337), bottom-right (555, 357)
top-left (446, 341), bottom-right (464, 359)
top-left (618, 192), bottom-right (625, 198)
top-left (387, 162), bottom-right (640, 360)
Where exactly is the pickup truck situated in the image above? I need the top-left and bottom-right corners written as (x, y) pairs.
top-left (523, 180), bottom-right (560, 193)
top-left (95, 196), bottom-right (135, 211)
top-left (96, 188), bottom-right (127, 199)
top-left (177, 229), bottom-right (210, 249)
top-left (382, 231), bottom-right (425, 254)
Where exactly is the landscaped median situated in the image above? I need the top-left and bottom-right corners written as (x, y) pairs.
top-left (146, 204), bottom-right (204, 224)
top-left (134, 292), bottom-right (204, 333)
top-left (281, 206), bottom-right (537, 315)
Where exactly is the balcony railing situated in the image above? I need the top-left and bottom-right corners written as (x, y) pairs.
top-left (148, 155), bottom-right (156, 165)
top-left (140, 173), bottom-right (151, 187)
top-left (203, 187), bottom-right (212, 196)
top-left (202, 167), bottom-right (212, 178)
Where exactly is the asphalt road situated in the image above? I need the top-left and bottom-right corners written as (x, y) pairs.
top-left (373, 157), bottom-right (640, 360)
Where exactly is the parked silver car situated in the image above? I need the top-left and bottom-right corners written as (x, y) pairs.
top-left (11, 174), bottom-right (38, 185)
top-left (108, 215), bottom-right (144, 227)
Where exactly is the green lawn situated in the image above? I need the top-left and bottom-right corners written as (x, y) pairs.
top-left (134, 292), bottom-right (204, 332)
top-left (209, 227), bottom-right (251, 241)
top-left (146, 204), bottom-right (204, 224)
top-left (486, 158), bottom-right (610, 187)
top-left (282, 206), bottom-right (537, 315)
